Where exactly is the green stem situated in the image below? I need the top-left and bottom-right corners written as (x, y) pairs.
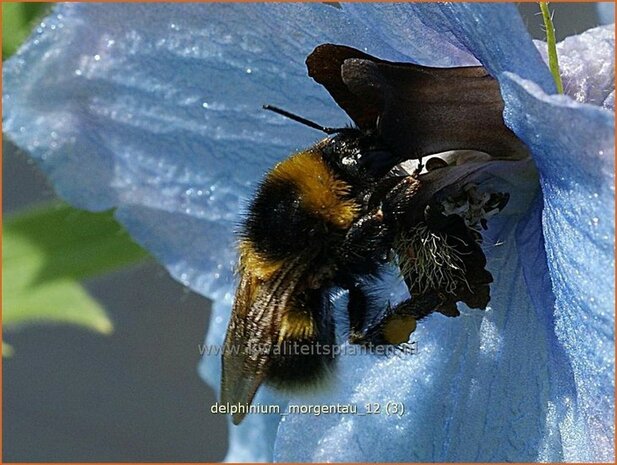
top-left (539, 2), bottom-right (564, 94)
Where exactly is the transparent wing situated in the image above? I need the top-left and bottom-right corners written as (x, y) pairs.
top-left (221, 259), bottom-right (306, 424)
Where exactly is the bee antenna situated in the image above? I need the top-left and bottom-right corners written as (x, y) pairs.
top-left (262, 105), bottom-right (342, 135)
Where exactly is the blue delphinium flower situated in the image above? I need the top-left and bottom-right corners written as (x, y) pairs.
top-left (3, 3), bottom-right (614, 462)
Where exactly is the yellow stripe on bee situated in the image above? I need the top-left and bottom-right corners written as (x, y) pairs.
top-left (271, 149), bottom-right (359, 229)
top-left (238, 240), bottom-right (284, 281)
top-left (382, 315), bottom-right (417, 345)
top-left (278, 309), bottom-right (316, 344)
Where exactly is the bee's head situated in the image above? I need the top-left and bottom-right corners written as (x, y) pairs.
top-left (320, 129), bottom-right (401, 184)
top-left (263, 105), bottom-right (401, 183)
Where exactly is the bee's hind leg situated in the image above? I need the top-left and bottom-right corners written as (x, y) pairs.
top-left (350, 291), bottom-right (444, 347)
top-left (335, 211), bottom-right (394, 341)
top-left (334, 274), bottom-right (375, 343)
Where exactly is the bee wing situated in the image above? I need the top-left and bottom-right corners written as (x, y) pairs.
top-left (306, 43), bottom-right (527, 160)
top-left (221, 259), bottom-right (305, 424)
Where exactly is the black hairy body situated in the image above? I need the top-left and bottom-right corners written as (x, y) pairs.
top-left (221, 130), bottom-right (405, 424)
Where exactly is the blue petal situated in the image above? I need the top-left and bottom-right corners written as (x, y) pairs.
top-left (501, 75), bottom-right (615, 461)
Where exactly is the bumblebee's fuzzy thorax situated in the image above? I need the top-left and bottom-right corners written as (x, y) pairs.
top-left (236, 144), bottom-right (362, 281)
top-left (268, 148), bottom-right (360, 230)
top-left (240, 146), bottom-right (361, 271)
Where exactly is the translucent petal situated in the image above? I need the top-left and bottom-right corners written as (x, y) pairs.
top-left (501, 74), bottom-right (615, 461)
top-left (1, 4), bottom-right (399, 460)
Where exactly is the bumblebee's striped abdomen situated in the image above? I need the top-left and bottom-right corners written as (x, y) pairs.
top-left (243, 149), bottom-right (359, 264)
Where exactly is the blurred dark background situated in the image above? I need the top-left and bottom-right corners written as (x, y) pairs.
top-left (2, 3), bottom-right (606, 462)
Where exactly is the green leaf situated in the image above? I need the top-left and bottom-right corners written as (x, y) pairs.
top-left (3, 202), bottom-right (150, 344)
top-left (5, 202), bottom-right (150, 284)
top-left (2, 2), bottom-right (51, 59)
top-left (3, 277), bottom-right (113, 334)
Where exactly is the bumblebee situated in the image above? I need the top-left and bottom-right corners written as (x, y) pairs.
top-left (221, 44), bottom-right (525, 424)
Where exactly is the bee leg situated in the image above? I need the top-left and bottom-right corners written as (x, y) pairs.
top-left (334, 270), bottom-right (393, 344)
top-left (350, 291), bottom-right (444, 347)
top-left (343, 278), bottom-right (372, 342)
top-left (340, 176), bottom-right (420, 264)
top-left (338, 210), bottom-right (392, 266)
top-left (378, 175), bottom-right (422, 224)
top-left (335, 211), bottom-right (394, 341)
